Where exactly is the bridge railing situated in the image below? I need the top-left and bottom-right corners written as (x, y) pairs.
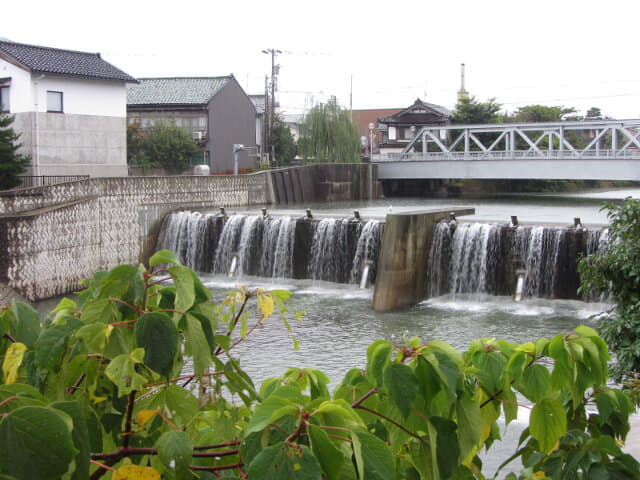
top-left (373, 148), bottom-right (640, 162)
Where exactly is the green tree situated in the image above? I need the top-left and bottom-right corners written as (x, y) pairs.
top-left (271, 116), bottom-right (297, 166)
top-left (0, 254), bottom-right (638, 479)
top-left (586, 106), bottom-right (603, 120)
top-left (126, 122), bottom-right (147, 166)
top-left (579, 198), bottom-right (640, 386)
top-left (451, 95), bottom-right (502, 125)
top-left (509, 104), bottom-right (578, 123)
top-left (298, 97), bottom-right (361, 163)
top-left (0, 113), bottom-right (30, 190)
top-left (127, 120), bottom-right (200, 174)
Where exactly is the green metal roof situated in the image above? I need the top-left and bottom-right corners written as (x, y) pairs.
top-left (126, 77), bottom-right (231, 105)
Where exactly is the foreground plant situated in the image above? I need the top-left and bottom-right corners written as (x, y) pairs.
top-left (0, 251), bottom-right (638, 479)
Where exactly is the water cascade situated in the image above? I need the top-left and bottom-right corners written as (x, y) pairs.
top-left (155, 211), bottom-right (383, 285)
top-left (426, 221), bottom-right (607, 300)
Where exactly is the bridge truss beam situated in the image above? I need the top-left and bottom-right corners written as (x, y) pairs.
top-left (396, 119), bottom-right (640, 161)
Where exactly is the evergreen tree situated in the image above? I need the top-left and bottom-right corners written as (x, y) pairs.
top-left (0, 113), bottom-right (30, 190)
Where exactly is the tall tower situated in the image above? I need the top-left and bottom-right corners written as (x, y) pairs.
top-left (457, 63), bottom-right (469, 102)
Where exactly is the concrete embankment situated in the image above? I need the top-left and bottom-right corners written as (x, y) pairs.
top-left (0, 164), bottom-right (380, 302)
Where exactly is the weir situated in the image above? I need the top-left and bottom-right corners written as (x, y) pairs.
top-left (156, 208), bottom-right (610, 311)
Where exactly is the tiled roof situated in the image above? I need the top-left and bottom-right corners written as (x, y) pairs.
top-left (127, 77), bottom-right (232, 106)
top-left (0, 40), bottom-right (137, 82)
top-left (249, 94), bottom-right (266, 114)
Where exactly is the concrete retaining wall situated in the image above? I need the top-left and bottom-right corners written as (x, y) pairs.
top-left (0, 174), bottom-right (272, 300)
top-left (0, 163), bottom-right (380, 301)
top-left (270, 163), bottom-right (380, 204)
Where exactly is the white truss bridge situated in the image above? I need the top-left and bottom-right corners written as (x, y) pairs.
top-left (374, 119), bottom-right (640, 180)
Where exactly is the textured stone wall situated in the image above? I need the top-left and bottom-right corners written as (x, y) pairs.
top-left (0, 173), bottom-right (272, 300)
top-left (0, 164), bottom-right (380, 301)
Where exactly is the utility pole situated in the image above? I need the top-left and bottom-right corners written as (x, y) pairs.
top-left (262, 48), bottom-right (282, 167)
top-left (264, 75), bottom-right (269, 165)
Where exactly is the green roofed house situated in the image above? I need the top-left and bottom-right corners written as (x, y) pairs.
top-left (126, 76), bottom-right (258, 173)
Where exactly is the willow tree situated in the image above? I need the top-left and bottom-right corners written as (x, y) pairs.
top-left (297, 97), bottom-right (361, 163)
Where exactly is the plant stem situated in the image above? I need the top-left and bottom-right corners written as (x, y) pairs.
top-left (354, 405), bottom-right (421, 440)
top-left (122, 391), bottom-right (137, 449)
top-left (2, 332), bottom-right (16, 343)
top-left (352, 387), bottom-right (378, 408)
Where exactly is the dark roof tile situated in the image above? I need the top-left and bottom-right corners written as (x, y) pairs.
top-left (0, 40), bottom-right (137, 83)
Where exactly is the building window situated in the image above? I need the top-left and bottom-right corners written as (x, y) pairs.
top-left (0, 86), bottom-right (9, 112)
top-left (47, 91), bottom-right (63, 113)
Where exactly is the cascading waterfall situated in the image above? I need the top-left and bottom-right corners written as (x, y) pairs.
top-left (259, 216), bottom-right (296, 278)
top-left (425, 221), bottom-right (609, 300)
top-left (448, 223), bottom-right (501, 295)
top-left (349, 220), bottom-right (384, 285)
top-left (155, 211), bottom-right (221, 271)
top-left (308, 219), bottom-right (355, 283)
top-left (155, 211), bottom-right (382, 286)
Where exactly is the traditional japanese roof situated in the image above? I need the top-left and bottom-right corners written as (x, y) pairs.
top-left (127, 77), bottom-right (232, 106)
top-left (378, 98), bottom-right (451, 125)
top-left (0, 39), bottom-right (137, 83)
top-left (249, 94), bottom-right (266, 115)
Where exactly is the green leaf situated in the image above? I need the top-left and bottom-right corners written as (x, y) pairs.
top-left (351, 430), bottom-right (395, 480)
top-left (135, 312), bottom-right (178, 378)
top-left (247, 442), bottom-right (322, 479)
top-left (530, 397), bottom-right (567, 453)
top-left (34, 323), bottom-right (76, 371)
top-left (75, 322), bottom-right (109, 352)
top-left (156, 430), bottom-right (193, 478)
top-left (431, 416), bottom-right (460, 479)
top-left (0, 406), bottom-right (77, 479)
top-left (12, 301), bottom-right (41, 348)
top-left (366, 340), bottom-right (392, 389)
top-left (383, 362), bottom-right (418, 418)
top-left (50, 401), bottom-right (91, 480)
top-left (185, 313), bottom-right (212, 377)
top-left (169, 265), bottom-right (196, 314)
top-left (135, 385), bottom-right (198, 428)
top-left (308, 424), bottom-right (344, 480)
top-left (244, 387), bottom-right (300, 435)
top-left (521, 364), bottom-right (551, 403)
top-left (80, 298), bottom-right (121, 325)
top-left (150, 249), bottom-right (181, 267)
top-left (456, 391), bottom-right (482, 461)
top-left (105, 349), bottom-right (148, 396)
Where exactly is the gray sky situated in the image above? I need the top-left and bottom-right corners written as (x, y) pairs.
top-left (5, 0), bottom-right (640, 118)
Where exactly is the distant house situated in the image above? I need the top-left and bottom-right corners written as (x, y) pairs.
top-left (127, 76), bottom-right (257, 173)
top-left (249, 94), bottom-right (266, 162)
top-left (351, 108), bottom-right (402, 156)
top-left (0, 39), bottom-right (137, 177)
top-left (377, 99), bottom-right (451, 155)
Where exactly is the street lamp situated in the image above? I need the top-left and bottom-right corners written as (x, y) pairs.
top-left (368, 122), bottom-right (375, 160)
top-left (233, 144), bottom-right (245, 176)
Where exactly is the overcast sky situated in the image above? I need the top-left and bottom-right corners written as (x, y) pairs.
top-left (5, 0), bottom-right (640, 118)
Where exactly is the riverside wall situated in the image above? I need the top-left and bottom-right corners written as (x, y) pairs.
top-left (0, 164), bottom-right (380, 301)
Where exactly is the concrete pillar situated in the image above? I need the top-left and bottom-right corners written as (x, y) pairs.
top-left (372, 208), bottom-right (474, 311)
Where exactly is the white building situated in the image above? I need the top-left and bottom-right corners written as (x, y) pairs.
top-left (0, 40), bottom-right (137, 177)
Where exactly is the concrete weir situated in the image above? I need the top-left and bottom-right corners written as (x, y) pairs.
top-left (372, 208), bottom-right (475, 311)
